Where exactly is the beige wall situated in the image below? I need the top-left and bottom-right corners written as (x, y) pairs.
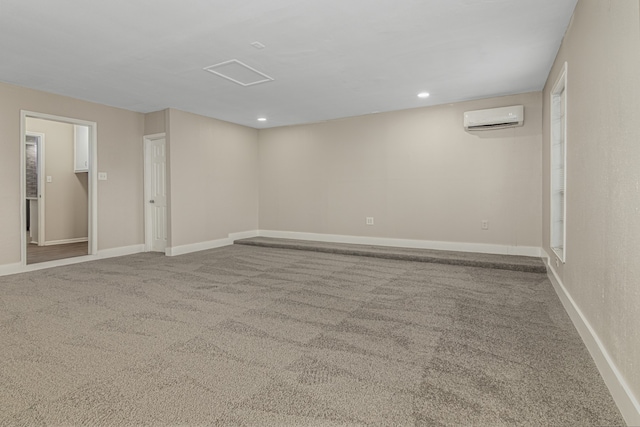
top-left (0, 81), bottom-right (145, 265)
top-left (26, 118), bottom-right (88, 242)
top-left (259, 92), bottom-right (542, 248)
top-left (542, 0), bottom-right (640, 413)
top-left (167, 109), bottom-right (258, 247)
top-left (144, 109), bottom-right (166, 135)
top-left (0, 82), bottom-right (259, 265)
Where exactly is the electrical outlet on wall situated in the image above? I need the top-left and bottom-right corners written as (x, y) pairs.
top-left (366, 217), bottom-right (374, 226)
top-left (481, 220), bottom-right (489, 230)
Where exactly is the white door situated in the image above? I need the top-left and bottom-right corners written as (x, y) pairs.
top-left (144, 136), bottom-right (167, 252)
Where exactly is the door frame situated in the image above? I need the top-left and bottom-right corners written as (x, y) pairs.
top-left (25, 131), bottom-right (46, 245)
top-left (143, 133), bottom-right (168, 253)
top-left (20, 111), bottom-right (98, 265)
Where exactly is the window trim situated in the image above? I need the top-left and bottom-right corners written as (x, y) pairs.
top-left (550, 62), bottom-right (568, 262)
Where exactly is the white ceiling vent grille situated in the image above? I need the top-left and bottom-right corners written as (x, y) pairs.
top-left (203, 59), bottom-right (274, 87)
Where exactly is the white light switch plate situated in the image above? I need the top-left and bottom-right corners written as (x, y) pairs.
top-left (98, 172), bottom-right (108, 181)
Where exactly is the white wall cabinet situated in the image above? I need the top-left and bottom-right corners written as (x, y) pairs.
top-left (74, 125), bottom-right (89, 173)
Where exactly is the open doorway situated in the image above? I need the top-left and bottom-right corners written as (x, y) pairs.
top-left (20, 111), bottom-right (97, 265)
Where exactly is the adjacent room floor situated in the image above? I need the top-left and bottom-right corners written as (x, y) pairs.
top-left (27, 241), bottom-right (88, 265)
top-left (0, 243), bottom-right (625, 425)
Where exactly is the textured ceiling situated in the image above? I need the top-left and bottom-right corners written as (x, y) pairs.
top-left (0, 0), bottom-right (578, 128)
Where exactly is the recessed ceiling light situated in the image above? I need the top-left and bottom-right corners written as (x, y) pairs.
top-left (257, 117), bottom-right (267, 122)
top-left (417, 92), bottom-right (430, 98)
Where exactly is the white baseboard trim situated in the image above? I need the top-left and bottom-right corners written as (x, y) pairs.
top-left (44, 237), bottom-right (88, 246)
top-left (166, 230), bottom-right (260, 257)
top-left (0, 244), bottom-right (146, 277)
top-left (96, 244), bottom-right (145, 259)
top-left (0, 262), bottom-right (25, 277)
top-left (229, 230), bottom-right (260, 241)
top-left (166, 238), bottom-right (231, 256)
top-left (543, 250), bottom-right (640, 426)
top-left (256, 230), bottom-right (542, 257)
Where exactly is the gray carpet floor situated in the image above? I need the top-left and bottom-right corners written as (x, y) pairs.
top-left (0, 244), bottom-right (625, 426)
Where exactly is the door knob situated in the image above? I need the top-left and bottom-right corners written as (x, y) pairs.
top-left (149, 200), bottom-right (155, 203)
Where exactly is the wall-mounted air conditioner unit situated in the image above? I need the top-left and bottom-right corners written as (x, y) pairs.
top-left (463, 105), bottom-right (524, 131)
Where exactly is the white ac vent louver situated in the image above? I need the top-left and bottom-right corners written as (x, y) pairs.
top-left (464, 105), bottom-right (524, 131)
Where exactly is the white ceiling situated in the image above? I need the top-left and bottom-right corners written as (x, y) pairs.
top-left (0, 0), bottom-right (578, 129)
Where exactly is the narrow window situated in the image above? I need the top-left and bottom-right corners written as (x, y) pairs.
top-left (550, 62), bottom-right (567, 262)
